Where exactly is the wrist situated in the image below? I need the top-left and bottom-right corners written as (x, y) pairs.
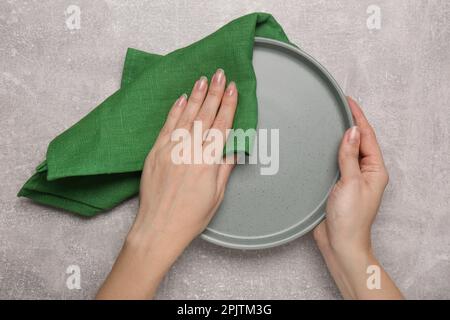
top-left (320, 246), bottom-right (376, 300)
top-left (96, 214), bottom-right (189, 300)
top-left (125, 224), bottom-right (187, 263)
top-left (129, 206), bottom-right (194, 254)
top-left (336, 246), bottom-right (374, 270)
top-left (119, 229), bottom-right (184, 295)
top-left (326, 233), bottom-right (373, 264)
top-left (332, 242), bottom-right (373, 261)
top-left (336, 248), bottom-right (377, 297)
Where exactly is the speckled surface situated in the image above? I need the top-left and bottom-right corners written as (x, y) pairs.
top-left (1, 0), bottom-right (449, 299)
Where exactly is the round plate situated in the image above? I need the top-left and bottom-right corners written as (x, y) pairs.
top-left (201, 37), bottom-right (352, 249)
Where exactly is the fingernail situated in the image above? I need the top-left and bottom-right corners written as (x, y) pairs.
top-left (226, 81), bottom-right (236, 96)
top-left (213, 68), bottom-right (224, 85)
top-left (176, 93), bottom-right (187, 107)
top-left (348, 126), bottom-right (359, 144)
top-left (196, 76), bottom-right (207, 90)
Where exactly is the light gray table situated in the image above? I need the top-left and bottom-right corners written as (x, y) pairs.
top-left (1, 0), bottom-right (449, 299)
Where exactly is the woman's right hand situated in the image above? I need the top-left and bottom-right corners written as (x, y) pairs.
top-left (313, 97), bottom-right (403, 299)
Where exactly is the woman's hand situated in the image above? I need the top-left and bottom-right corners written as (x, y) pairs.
top-left (96, 69), bottom-right (238, 299)
top-left (313, 97), bottom-right (403, 299)
top-left (132, 68), bottom-right (237, 252)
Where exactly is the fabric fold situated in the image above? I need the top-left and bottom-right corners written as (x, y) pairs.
top-left (18, 12), bottom-right (290, 216)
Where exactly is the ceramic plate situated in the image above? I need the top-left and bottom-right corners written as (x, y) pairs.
top-left (201, 37), bottom-right (353, 249)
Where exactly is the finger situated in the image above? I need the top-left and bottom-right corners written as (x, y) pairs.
top-left (217, 154), bottom-right (237, 190)
top-left (205, 81), bottom-right (238, 147)
top-left (195, 69), bottom-right (226, 137)
top-left (347, 97), bottom-right (385, 167)
top-left (155, 93), bottom-right (187, 144)
top-left (338, 126), bottom-right (361, 180)
top-left (176, 76), bottom-right (208, 129)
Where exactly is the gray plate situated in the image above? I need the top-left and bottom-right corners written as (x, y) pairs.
top-left (201, 37), bottom-right (353, 249)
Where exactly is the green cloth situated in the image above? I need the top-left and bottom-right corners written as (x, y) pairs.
top-left (18, 12), bottom-right (290, 216)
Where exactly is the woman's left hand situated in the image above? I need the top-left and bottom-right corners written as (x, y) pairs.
top-left (96, 69), bottom-right (238, 299)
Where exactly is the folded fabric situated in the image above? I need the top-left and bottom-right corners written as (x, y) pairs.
top-left (18, 12), bottom-right (290, 216)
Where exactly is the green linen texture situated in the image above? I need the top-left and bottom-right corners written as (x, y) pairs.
top-left (18, 12), bottom-right (290, 216)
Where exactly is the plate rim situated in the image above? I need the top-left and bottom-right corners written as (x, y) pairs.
top-left (200, 36), bottom-right (353, 250)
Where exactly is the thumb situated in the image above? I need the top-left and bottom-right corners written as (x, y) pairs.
top-left (338, 126), bottom-right (361, 180)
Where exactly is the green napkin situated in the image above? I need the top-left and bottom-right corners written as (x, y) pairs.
top-left (18, 12), bottom-right (290, 216)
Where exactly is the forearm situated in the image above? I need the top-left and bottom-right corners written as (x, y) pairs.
top-left (321, 248), bottom-right (404, 300)
top-left (96, 224), bottom-right (188, 300)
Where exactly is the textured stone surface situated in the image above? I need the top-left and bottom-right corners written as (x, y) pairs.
top-left (1, 0), bottom-right (449, 299)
